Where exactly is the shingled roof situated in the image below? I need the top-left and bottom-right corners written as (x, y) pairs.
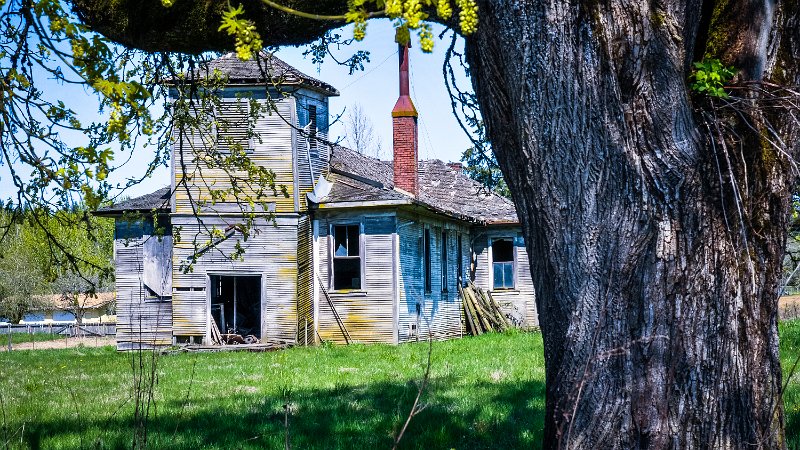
top-left (418, 159), bottom-right (519, 224)
top-left (322, 146), bottom-right (519, 224)
top-left (191, 52), bottom-right (339, 96)
top-left (94, 186), bottom-right (170, 216)
top-left (96, 147), bottom-right (518, 224)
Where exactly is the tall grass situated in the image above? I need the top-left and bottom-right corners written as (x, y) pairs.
top-left (780, 320), bottom-right (800, 447)
top-left (1, 333), bottom-right (63, 346)
top-left (0, 332), bottom-right (545, 449)
top-left (0, 326), bottom-right (797, 449)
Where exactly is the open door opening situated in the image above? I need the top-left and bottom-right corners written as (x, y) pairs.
top-left (210, 275), bottom-right (261, 338)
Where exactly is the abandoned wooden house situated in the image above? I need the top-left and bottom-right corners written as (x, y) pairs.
top-left (95, 49), bottom-right (537, 350)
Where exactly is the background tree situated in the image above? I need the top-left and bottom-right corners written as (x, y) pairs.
top-left (0, 248), bottom-right (47, 323)
top-left (3, 0), bottom-right (800, 447)
top-left (783, 195), bottom-right (800, 294)
top-left (343, 103), bottom-right (384, 159)
top-left (0, 208), bottom-right (113, 322)
top-left (53, 272), bottom-right (105, 324)
top-left (459, 125), bottom-right (510, 198)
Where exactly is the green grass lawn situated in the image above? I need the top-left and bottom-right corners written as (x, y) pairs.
top-left (781, 320), bottom-right (800, 447)
top-left (0, 326), bottom-right (798, 449)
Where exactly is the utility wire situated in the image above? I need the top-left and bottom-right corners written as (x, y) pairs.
top-left (341, 50), bottom-right (398, 91)
top-left (410, 75), bottom-right (437, 161)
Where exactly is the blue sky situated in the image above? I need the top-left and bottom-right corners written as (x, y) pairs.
top-left (276, 20), bottom-right (473, 164)
top-left (0, 20), bottom-right (474, 200)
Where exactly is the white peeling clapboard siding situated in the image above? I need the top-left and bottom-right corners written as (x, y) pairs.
top-left (316, 213), bottom-right (396, 344)
top-left (296, 215), bottom-right (314, 344)
top-left (397, 216), bottom-right (462, 343)
top-left (172, 98), bottom-right (296, 215)
top-left (115, 235), bottom-right (173, 349)
top-left (397, 217), bottom-right (421, 343)
top-left (513, 240), bottom-right (538, 327)
top-left (473, 232), bottom-right (490, 289)
top-left (171, 215), bottom-right (299, 342)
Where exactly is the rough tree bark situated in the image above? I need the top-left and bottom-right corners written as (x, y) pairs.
top-left (68, 0), bottom-right (800, 447)
top-left (466, 1), bottom-right (800, 448)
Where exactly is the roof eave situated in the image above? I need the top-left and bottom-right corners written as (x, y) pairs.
top-left (312, 199), bottom-right (413, 209)
top-left (408, 200), bottom-right (485, 225)
top-left (92, 207), bottom-right (170, 218)
top-left (483, 219), bottom-right (521, 226)
top-left (211, 79), bottom-right (339, 96)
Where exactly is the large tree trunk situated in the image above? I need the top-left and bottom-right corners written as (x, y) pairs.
top-left (466, 1), bottom-right (800, 448)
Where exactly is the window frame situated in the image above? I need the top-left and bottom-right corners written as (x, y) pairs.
top-left (215, 98), bottom-right (255, 155)
top-left (330, 223), bottom-right (364, 291)
top-left (490, 237), bottom-right (516, 290)
top-left (457, 233), bottom-right (463, 286)
top-left (308, 104), bottom-right (318, 154)
top-left (423, 227), bottom-right (432, 294)
top-left (441, 229), bottom-right (448, 293)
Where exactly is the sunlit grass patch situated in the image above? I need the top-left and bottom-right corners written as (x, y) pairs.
top-left (0, 326), bottom-right (797, 449)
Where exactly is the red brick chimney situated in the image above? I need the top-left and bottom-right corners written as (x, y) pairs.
top-left (392, 36), bottom-right (418, 196)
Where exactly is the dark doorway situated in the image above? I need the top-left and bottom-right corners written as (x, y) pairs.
top-left (210, 275), bottom-right (261, 338)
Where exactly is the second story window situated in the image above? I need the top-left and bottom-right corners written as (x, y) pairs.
top-left (492, 238), bottom-right (515, 290)
top-left (333, 224), bottom-right (361, 290)
top-left (308, 104), bottom-right (318, 153)
top-left (217, 100), bottom-right (251, 153)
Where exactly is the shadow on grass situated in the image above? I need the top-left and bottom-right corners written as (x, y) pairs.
top-left (19, 377), bottom-right (545, 449)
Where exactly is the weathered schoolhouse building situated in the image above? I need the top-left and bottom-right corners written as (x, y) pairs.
top-left (96, 49), bottom-right (537, 350)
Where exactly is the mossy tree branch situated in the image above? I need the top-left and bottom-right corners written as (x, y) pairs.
top-left (68, 0), bottom-right (351, 54)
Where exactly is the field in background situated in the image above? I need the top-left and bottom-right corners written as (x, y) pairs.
top-left (0, 326), bottom-right (798, 449)
top-left (3, 332), bottom-right (63, 346)
top-left (2, 335), bottom-right (116, 350)
top-left (0, 325), bottom-right (116, 350)
top-left (781, 295), bottom-right (800, 320)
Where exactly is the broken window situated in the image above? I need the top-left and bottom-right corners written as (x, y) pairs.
top-left (333, 224), bottom-right (361, 290)
top-left (216, 100), bottom-right (251, 153)
top-left (492, 238), bottom-right (515, 290)
top-left (308, 104), bottom-right (318, 154)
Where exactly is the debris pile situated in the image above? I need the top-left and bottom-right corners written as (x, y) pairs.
top-left (210, 320), bottom-right (260, 345)
top-left (458, 281), bottom-right (511, 335)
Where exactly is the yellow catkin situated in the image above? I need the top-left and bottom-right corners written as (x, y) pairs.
top-left (437, 0), bottom-right (453, 19)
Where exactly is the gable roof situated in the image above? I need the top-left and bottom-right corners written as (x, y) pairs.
top-left (323, 146), bottom-right (518, 224)
top-left (94, 186), bottom-right (170, 216)
top-left (193, 52), bottom-right (339, 96)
